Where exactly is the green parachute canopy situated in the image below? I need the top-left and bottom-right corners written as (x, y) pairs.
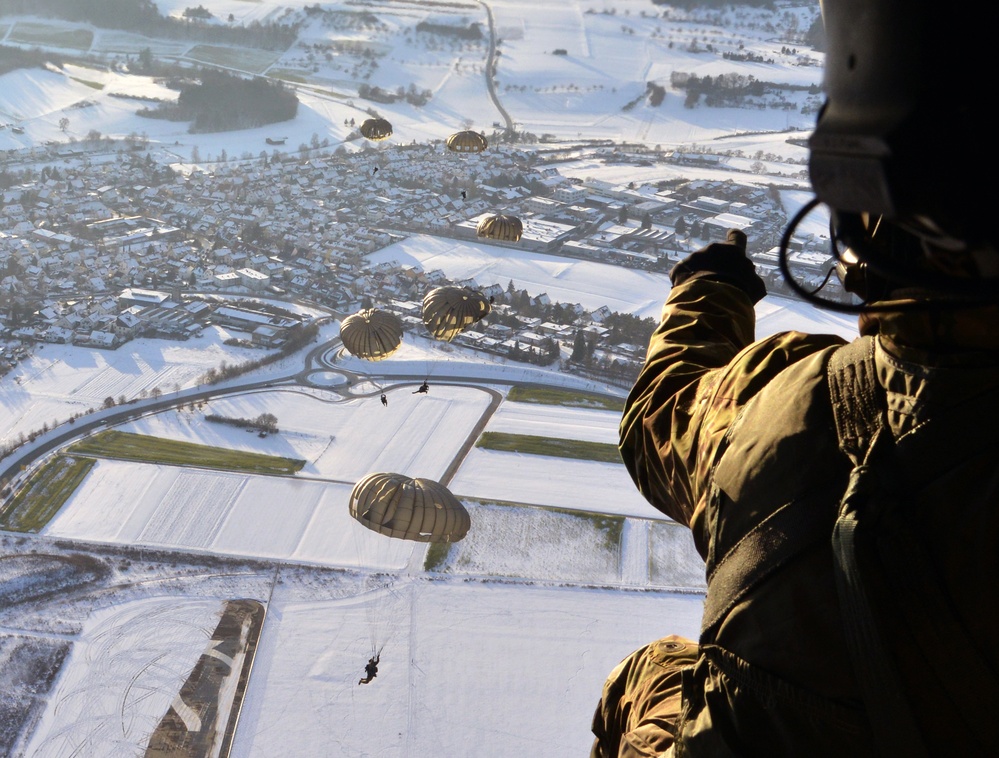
top-left (476, 213), bottom-right (523, 242)
top-left (339, 308), bottom-right (403, 361)
top-left (349, 472), bottom-right (471, 543)
top-left (422, 285), bottom-right (491, 342)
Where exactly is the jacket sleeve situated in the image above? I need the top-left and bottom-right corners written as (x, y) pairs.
top-left (620, 277), bottom-right (847, 532)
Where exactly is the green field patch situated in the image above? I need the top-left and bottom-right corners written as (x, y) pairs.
top-left (0, 455), bottom-right (95, 532)
top-left (464, 497), bottom-right (623, 547)
top-left (9, 22), bottom-right (93, 51)
top-left (425, 498), bottom-right (624, 571)
top-left (649, 520), bottom-right (707, 590)
top-left (424, 541), bottom-right (450, 571)
top-left (432, 499), bottom-right (625, 582)
top-left (267, 68), bottom-right (308, 84)
top-left (476, 431), bottom-right (621, 463)
top-left (184, 44), bottom-right (281, 73)
top-left (69, 430), bottom-right (305, 474)
top-left (93, 31), bottom-right (190, 57)
top-left (584, 511), bottom-right (624, 551)
top-left (507, 385), bottom-right (624, 412)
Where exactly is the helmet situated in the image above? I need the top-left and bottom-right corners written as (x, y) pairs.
top-left (803, 0), bottom-right (999, 303)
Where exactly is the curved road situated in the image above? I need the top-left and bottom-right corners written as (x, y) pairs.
top-left (478, 1), bottom-right (514, 135)
top-left (0, 332), bottom-right (605, 502)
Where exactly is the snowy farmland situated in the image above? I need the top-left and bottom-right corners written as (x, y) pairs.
top-left (43, 382), bottom-right (666, 579)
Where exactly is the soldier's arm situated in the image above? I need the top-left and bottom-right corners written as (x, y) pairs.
top-left (620, 276), bottom-right (758, 526)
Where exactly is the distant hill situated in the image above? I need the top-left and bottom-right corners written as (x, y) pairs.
top-left (0, 0), bottom-right (298, 50)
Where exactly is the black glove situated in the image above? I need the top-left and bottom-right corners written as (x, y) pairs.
top-left (670, 228), bottom-right (767, 303)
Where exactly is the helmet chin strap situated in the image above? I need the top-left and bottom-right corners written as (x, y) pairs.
top-left (779, 201), bottom-right (999, 312)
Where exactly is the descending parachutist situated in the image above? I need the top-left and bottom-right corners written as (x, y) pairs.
top-left (358, 654), bottom-right (379, 685)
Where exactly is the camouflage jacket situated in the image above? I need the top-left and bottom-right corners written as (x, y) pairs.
top-left (620, 276), bottom-right (999, 756)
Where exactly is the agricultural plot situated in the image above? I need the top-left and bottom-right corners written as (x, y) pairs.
top-left (0, 455), bottom-right (95, 532)
top-left (22, 597), bottom-right (230, 757)
top-left (449, 445), bottom-right (651, 516)
top-left (650, 520), bottom-right (708, 591)
top-left (485, 400), bottom-right (622, 443)
top-left (0, 330), bottom-right (264, 449)
top-left (8, 21), bottom-right (93, 51)
top-left (93, 30), bottom-right (192, 57)
top-left (439, 501), bottom-right (622, 584)
top-left (184, 44), bottom-right (282, 74)
top-left (69, 431), bottom-right (305, 474)
top-left (127, 385), bottom-right (494, 481)
top-left (41, 461), bottom-right (423, 570)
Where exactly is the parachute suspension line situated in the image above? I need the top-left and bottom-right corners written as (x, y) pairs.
top-left (426, 334), bottom-right (460, 382)
top-left (364, 582), bottom-right (380, 655)
top-left (419, 284), bottom-right (491, 383)
top-left (359, 572), bottom-right (393, 655)
top-left (347, 472), bottom-right (470, 655)
top-left (420, 341), bottom-right (441, 383)
top-left (362, 579), bottom-right (405, 656)
top-left (422, 333), bottom-right (452, 384)
top-left (346, 516), bottom-right (392, 655)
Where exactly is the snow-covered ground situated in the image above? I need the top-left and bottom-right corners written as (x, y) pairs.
top-left (0, 237), bottom-right (855, 758)
top-left (10, 332), bottom-right (710, 757)
top-left (4, 276), bottom-right (851, 756)
top-left (0, 0), bottom-right (823, 165)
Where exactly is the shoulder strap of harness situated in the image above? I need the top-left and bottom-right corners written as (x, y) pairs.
top-left (701, 335), bottom-right (999, 752)
top-left (828, 335), bottom-right (999, 754)
top-left (827, 337), bottom-right (929, 758)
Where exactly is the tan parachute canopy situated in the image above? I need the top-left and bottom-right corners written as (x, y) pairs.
top-left (422, 285), bottom-right (491, 342)
top-left (349, 472), bottom-right (471, 543)
top-left (446, 130), bottom-right (488, 153)
top-left (476, 213), bottom-right (523, 242)
top-left (359, 117), bottom-right (393, 141)
top-left (339, 308), bottom-right (403, 361)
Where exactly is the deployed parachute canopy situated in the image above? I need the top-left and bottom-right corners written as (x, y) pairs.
top-left (446, 130), bottom-right (488, 154)
top-left (349, 472), bottom-right (470, 543)
top-left (476, 213), bottom-right (523, 242)
top-left (360, 117), bottom-right (393, 141)
top-left (422, 285), bottom-right (491, 342)
top-left (339, 308), bottom-right (403, 361)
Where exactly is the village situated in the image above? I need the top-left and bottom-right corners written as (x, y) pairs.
top-left (0, 133), bottom-right (846, 383)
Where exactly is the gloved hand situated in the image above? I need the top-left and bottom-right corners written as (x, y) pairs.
top-left (670, 228), bottom-right (767, 303)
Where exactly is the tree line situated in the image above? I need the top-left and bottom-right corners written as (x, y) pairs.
top-left (138, 70), bottom-right (298, 133)
top-left (0, 45), bottom-right (63, 76)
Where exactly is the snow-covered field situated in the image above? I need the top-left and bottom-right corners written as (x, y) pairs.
top-left (0, 0), bottom-right (823, 164)
top-left (9, 337), bottom-right (707, 757)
